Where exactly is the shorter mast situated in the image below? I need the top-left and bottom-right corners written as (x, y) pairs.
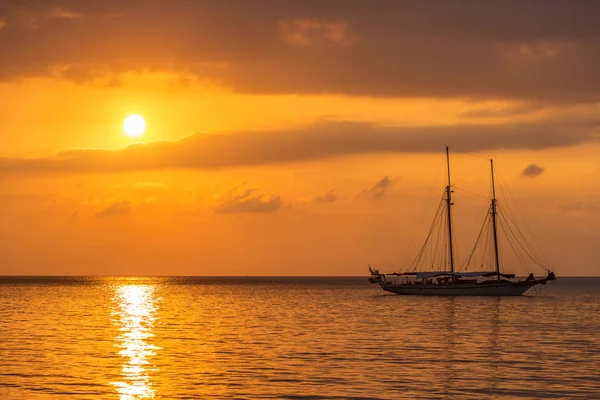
top-left (445, 146), bottom-right (455, 274)
top-left (490, 159), bottom-right (501, 280)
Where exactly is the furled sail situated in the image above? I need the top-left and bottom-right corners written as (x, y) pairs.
top-left (415, 271), bottom-right (516, 280)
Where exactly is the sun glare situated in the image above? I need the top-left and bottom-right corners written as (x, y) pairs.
top-left (123, 114), bottom-right (146, 137)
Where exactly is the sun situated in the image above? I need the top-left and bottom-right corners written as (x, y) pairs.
top-left (123, 114), bottom-right (146, 137)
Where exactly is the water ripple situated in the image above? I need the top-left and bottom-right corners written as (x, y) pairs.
top-left (1, 277), bottom-right (599, 399)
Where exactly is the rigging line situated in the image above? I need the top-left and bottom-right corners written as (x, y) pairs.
top-left (495, 167), bottom-right (549, 266)
top-left (494, 173), bottom-right (547, 267)
top-left (404, 156), bottom-right (447, 265)
top-left (432, 206), bottom-right (445, 271)
top-left (452, 185), bottom-right (491, 200)
top-left (409, 196), bottom-right (445, 270)
top-left (498, 212), bottom-right (531, 272)
top-left (411, 203), bottom-right (443, 271)
top-left (498, 202), bottom-right (547, 268)
top-left (476, 219), bottom-right (487, 271)
top-left (497, 210), bottom-right (544, 270)
top-left (461, 206), bottom-right (492, 270)
top-left (422, 222), bottom-right (434, 270)
top-left (452, 147), bottom-right (491, 162)
top-left (495, 174), bottom-right (546, 265)
top-left (443, 210), bottom-right (449, 270)
top-left (472, 218), bottom-right (485, 271)
top-left (500, 216), bottom-right (533, 273)
top-left (486, 215), bottom-right (495, 271)
top-left (427, 206), bottom-right (445, 271)
top-left (497, 209), bottom-right (536, 269)
top-left (465, 208), bottom-right (490, 270)
top-left (498, 233), bottom-right (504, 275)
top-left (429, 201), bottom-right (445, 271)
top-left (440, 207), bottom-right (448, 271)
top-left (450, 202), bottom-right (460, 271)
top-left (495, 182), bottom-right (548, 267)
top-left (482, 220), bottom-right (491, 270)
top-left (453, 160), bottom-right (490, 185)
top-left (496, 168), bottom-right (551, 267)
top-left (498, 213), bottom-right (532, 274)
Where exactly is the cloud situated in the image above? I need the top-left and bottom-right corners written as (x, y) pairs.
top-left (0, 118), bottom-right (597, 174)
top-left (215, 188), bottom-right (282, 214)
top-left (313, 190), bottom-right (337, 203)
top-left (95, 201), bottom-right (131, 218)
top-left (279, 19), bottom-right (355, 47)
top-left (47, 7), bottom-right (83, 19)
top-left (1, 1), bottom-right (600, 101)
top-left (521, 164), bottom-right (545, 178)
top-left (458, 102), bottom-right (550, 118)
top-left (369, 176), bottom-right (400, 199)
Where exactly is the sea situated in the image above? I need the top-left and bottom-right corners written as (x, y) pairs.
top-left (1, 277), bottom-right (599, 399)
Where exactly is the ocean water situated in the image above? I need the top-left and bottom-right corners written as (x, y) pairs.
top-left (1, 277), bottom-right (599, 399)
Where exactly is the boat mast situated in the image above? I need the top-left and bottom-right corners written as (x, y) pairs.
top-left (445, 146), bottom-right (455, 274)
top-left (490, 159), bottom-right (501, 280)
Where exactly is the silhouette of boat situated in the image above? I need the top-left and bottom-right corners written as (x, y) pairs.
top-left (369, 147), bottom-right (556, 296)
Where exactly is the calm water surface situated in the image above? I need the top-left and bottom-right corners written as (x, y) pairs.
top-left (1, 277), bottom-right (599, 399)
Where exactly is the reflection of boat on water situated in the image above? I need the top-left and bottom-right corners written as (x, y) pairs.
top-left (369, 147), bottom-right (556, 296)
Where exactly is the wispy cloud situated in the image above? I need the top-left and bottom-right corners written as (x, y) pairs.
top-left (279, 19), bottom-right (355, 47)
top-left (95, 201), bottom-right (131, 218)
top-left (215, 188), bottom-right (283, 214)
top-left (47, 8), bottom-right (83, 19)
top-left (458, 102), bottom-right (549, 118)
top-left (369, 176), bottom-right (400, 199)
top-left (313, 190), bottom-right (337, 203)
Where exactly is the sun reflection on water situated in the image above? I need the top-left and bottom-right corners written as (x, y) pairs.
top-left (111, 285), bottom-right (160, 399)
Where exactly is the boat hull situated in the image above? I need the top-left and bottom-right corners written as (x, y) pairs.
top-left (379, 282), bottom-right (535, 296)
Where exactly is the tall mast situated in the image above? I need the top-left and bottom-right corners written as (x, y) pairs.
top-left (490, 159), bottom-right (501, 280)
top-left (445, 146), bottom-right (455, 273)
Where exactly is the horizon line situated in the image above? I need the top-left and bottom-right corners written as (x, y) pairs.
top-left (1, 274), bottom-right (598, 278)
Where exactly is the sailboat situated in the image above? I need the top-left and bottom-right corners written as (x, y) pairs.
top-left (369, 147), bottom-right (556, 296)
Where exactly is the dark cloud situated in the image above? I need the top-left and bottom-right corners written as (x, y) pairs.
top-left (521, 164), bottom-right (545, 178)
top-left (1, 1), bottom-right (600, 100)
top-left (313, 190), bottom-right (337, 203)
top-left (215, 188), bottom-right (282, 214)
top-left (0, 118), bottom-right (597, 174)
top-left (95, 201), bottom-right (131, 218)
top-left (370, 176), bottom-right (399, 199)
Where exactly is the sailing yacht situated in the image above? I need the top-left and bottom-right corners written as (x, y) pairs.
top-left (369, 147), bottom-right (556, 296)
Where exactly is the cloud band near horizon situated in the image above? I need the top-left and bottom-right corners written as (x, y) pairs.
top-left (0, 119), bottom-right (597, 174)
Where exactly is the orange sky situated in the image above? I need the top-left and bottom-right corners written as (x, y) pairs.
top-left (1, 0), bottom-right (599, 276)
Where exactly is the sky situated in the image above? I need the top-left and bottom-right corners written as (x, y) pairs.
top-left (0, 0), bottom-right (599, 276)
